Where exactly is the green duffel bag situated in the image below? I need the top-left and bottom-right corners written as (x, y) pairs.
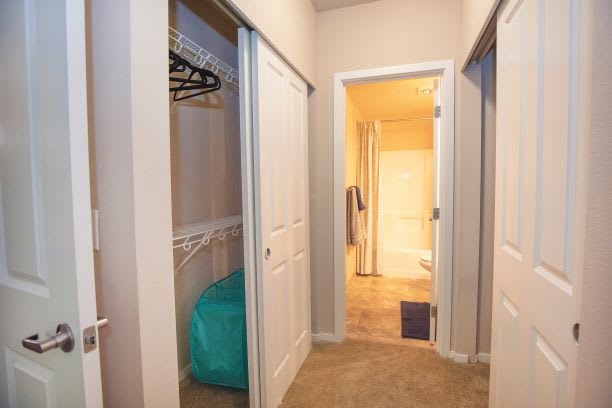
top-left (190, 268), bottom-right (248, 389)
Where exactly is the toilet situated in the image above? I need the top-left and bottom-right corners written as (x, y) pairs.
top-left (419, 253), bottom-right (432, 272)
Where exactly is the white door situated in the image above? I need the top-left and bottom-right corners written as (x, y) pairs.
top-left (429, 78), bottom-right (441, 344)
top-left (0, 0), bottom-right (103, 407)
top-left (490, 0), bottom-right (591, 406)
top-left (251, 33), bottom-right (311, 408)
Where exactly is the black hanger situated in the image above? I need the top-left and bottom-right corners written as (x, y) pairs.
top-left (169, 50), bottom-right (221, 101)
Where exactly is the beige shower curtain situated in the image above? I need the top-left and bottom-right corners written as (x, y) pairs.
top-left (356, 121), bottom-right (384, 276)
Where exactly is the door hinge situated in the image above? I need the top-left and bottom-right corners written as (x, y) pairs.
top-left (431, 305), bottom-right (438, 318)
top-left (434, 105), bottom-right (441, 118)
top-left (432, 207), bottom-right (440, 220)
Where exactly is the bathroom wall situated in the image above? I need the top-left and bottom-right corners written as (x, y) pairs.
top-left (380, 148), bottom-right (433, 251)
top-left (169, 0), bottom-right (244, 377)
top-left (380, 121), bottom-right (433, 255)
top-left (380, 121), bottom-right (434, 150)
top-left (344, 94), bottom-right (364, 287)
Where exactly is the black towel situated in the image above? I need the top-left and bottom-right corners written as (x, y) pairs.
top-left (353, 186), bottom-right (366, 211)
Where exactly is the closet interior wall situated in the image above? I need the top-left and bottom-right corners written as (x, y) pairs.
top-left (169, 0), bottom-right (243, 377)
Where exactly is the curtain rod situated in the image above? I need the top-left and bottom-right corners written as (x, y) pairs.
top-left (381, 117), bottom-right (434, 123)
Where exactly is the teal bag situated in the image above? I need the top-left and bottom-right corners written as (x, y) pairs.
top-left (190, 268), bottom-right (248, 389)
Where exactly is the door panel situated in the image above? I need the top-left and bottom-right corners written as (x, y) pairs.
top-left (529, 332), bottom-right (568, 408)
top-left (0, 0), bottom-right (103, 406)
top-left (252, 33), bottom-right (311, 408)
top-left (490, 0), bottom-right (591, 406)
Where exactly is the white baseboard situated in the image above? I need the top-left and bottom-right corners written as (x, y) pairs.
top-left (311, 332), bottom-right (339, 343)
top-left (179, 363), bottom-right (192, 382)
top-left (448, 351), bottom-right (488, 363)
top-left (477, 353), bottom-right (490, 363)
top-left (449, 351), bottom-right (469, 363)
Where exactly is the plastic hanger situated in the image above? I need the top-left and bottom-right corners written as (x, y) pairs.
top-left (169, 50), bottom-right (221, 101)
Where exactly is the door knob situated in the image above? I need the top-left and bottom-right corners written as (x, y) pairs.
top-left (22, 323), bottom-right (74, 354)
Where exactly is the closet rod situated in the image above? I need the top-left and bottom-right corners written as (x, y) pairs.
top-left (381, 117), bottom-right (434, 123)
top-left (169, 27), bottom-right (239, 88)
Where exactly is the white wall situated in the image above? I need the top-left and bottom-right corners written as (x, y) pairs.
top-left (227, 0), bottom-right (316, 85)
top-left (344, 94), bottom-right (362, 287)
top-left (461, 0), bottom-right (499, 67)
top-left (169, 0), bottom-right (244, 377)
top-left (574, 0), bottom-right (612, 404)
top-left (87, 0), bottom-right (180, 406)
top-left (311, 0), bottom-right (483, 357)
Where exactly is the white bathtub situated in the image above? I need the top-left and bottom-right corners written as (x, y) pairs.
top-left (384, 248), bottom-right (431, 279)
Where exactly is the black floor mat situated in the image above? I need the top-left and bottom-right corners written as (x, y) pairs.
top-left (401, 301), bottom-right (430, 340)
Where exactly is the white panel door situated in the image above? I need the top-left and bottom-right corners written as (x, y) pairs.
top-left (251, 33), bottom-right (311, 408)
top-left (490, 0), bottom-right (591, 406)
top-left (0, 0), bottom-right (103, 407)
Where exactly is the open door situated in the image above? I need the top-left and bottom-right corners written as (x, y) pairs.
top-left (490, 0), bottom-right (591, 405)
top-left (429, 78), bottom-right (441, 344)
top-left (251, 32), bottom-right (312, 407)
top-left (0, 0), bottom-right (103, 406)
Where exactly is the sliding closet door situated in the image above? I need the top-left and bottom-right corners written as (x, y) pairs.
top-left (251, 33), bottom-right (311, 408)
top-left (490, 0), bottom-right (591, 406)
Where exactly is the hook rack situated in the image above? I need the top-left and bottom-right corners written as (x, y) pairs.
top-left (169, 26), bottom-right (239, 89)
top-left (173, 215), bottom-right (243, 274)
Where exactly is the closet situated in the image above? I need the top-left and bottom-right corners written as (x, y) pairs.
top-left (87, 0), bottom-right (311, 405)
top-left (169, 0), bottom-right (247, 405)
top-left (168, 0), bottom-right (311, 406)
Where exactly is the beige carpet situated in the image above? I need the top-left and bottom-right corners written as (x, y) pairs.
top-left (181, 277), bottom-right (489, 407)
top-left (180, 377), bottom-right (248, 407)
top-left (180, 340), bottom-right (489, 408)
top-left (282, 339), bottom-right (490, 408)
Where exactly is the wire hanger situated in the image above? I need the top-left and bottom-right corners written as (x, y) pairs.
top-left (169, 50), bottom-right (221, 101)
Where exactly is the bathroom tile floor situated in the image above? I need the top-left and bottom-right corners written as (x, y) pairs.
top-left (346, 274), bottom-right (432, 347)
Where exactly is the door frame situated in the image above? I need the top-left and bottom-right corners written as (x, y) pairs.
top-left (332, 60), bottom-right (455, 357)
top-left (238, 28), bottom-right (262, 408)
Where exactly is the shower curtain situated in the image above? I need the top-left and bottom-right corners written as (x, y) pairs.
top-left (356, 121), bottom-right (384, 276)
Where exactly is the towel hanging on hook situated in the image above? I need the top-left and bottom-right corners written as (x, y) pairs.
top-left (169, 50), bottom-right (221, 101)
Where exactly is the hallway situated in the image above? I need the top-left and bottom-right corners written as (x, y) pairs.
top-left (282, 339), bottom-right (489, 407)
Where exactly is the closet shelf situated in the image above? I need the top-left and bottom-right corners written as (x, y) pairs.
top-left (173, 215), bottom-right (243, 274)
top-left (168, 26), bottom-right (239, 88)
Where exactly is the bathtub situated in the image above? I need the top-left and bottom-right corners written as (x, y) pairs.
top-left (384, 248), bottom-right (431, 279)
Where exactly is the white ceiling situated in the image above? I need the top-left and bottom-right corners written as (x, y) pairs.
top-left (311, 0), bottom-right (380, 12)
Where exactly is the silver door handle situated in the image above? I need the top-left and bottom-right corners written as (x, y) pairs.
top-left (22, 323), bottom-right (74, 354)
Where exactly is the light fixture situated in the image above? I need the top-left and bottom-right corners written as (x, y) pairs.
top-left (418, 86), bottom-right (434, 95)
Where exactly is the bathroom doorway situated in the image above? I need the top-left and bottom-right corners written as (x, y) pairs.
top-left (333, 62), bottom-right (455, 356)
